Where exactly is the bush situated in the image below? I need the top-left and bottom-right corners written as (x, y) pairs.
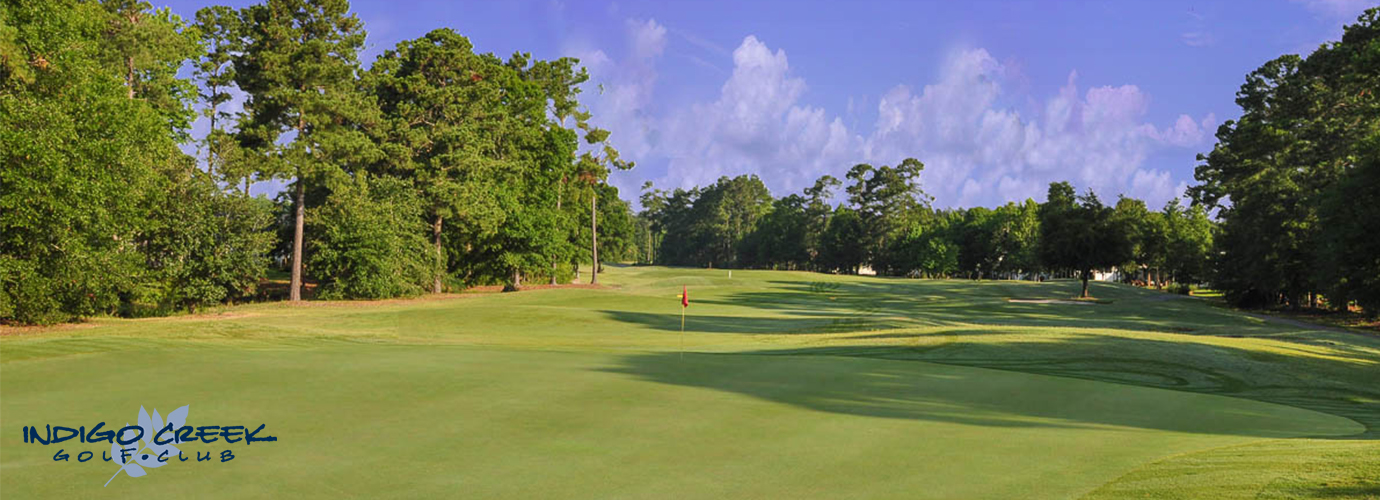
top-left (143, 174), bottom-right (275, 312)
top-left (308, 174), bottom-right (434, 300)
top-left (0, 258), bottom-right (64, 325)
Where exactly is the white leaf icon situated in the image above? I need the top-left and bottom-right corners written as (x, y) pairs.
top-left (143, 407), bottom-right (179, 460)
top-left (158, 405), bottom-right (190, 456)
top-left (137, 407), bottom-right (152, 440)
top-left (135, 407), bottom-right (168, 469)
top-left (167, 406), bottom-right (189, 431)
top-left (107, 423), bottom-right (147, 485)
top-left (106, 406), bottom-right (189, 486)
top-left (110, 435), bottom-right (124, 465)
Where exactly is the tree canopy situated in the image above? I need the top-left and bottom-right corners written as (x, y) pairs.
top-left (1190, 7), bottom-right (1378, 313)
top-left (2, 2), bottom-right (1374, 324)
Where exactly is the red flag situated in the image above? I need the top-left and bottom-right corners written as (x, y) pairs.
top-left (681, 285), bottom-right (689, 308)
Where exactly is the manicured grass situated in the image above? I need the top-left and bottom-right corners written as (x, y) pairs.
top-left (3, 266), bottom-right (1377, 498)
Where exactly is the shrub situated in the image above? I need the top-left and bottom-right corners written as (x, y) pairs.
top-left (308, 174), bottom-right (434, 300)
top-left (143, 174), bottom-right (275, 312)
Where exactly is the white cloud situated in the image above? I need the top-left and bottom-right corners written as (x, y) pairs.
top-left (1157, 113), bottom-right (1217, 147)
top-left (657, 35), bottom-right (863, 193)
top-left (627, 18), bottom-right (667, 61)
top-left (865, 51), bottom-right (1214, 208)
top-left (1129, 169), bottom-right (1190, 208)
top-left (578, 31), bottom-right (1211, 209)
top-left (1181, 31), bottom-right (1215, 47)
top-left (572, 19), bottom-right (665, 173)
top-left (1180, 7), bottom-right (1215, 48)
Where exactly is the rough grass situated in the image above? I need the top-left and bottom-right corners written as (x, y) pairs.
top-left (2, 265), bottom-right (1377, 498)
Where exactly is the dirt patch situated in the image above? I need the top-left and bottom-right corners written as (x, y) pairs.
top-left (270, 283), bottom-right (610, 308)
top-left (131, 311), bottom-right (262, 322)
top-left (0, 322), bottom-right (99, 337)
top-left (1, 284), bottom-right (613, 331)
top-left (464, 283), bottom-right (607, 293)
top-left (1007, 298), bottom-right (1096, 306)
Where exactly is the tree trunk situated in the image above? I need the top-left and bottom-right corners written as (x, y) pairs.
top-left (590, 191), bottom-right (599, 285)
top-left (207, 101), bottom-right (218, 180)
top-left (289, 180), bottom-right (305, 302)
top-left (126, 56), bottom-right (136, 99)
top-left (511, 269), bottom-right (522, 290)
top-left (552, 190), bottom-right (562, 285)
top-left (433, 215), bottom-right (444, 294)
top-left (1080, 270), bottom-right (1091, 298)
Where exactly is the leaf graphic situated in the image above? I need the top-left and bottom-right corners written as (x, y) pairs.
top-left (137, 407), bottom-right (152, 441)
top-left (143, 407), bottom-right (177, 461)
top-left (159, 405), bottom-right (190, 456)
top-left (108, 423), bottom-right (153, 479)
top-left (167, 405), bottom-right (189, 430)
top-left (111, 436), bottom-right (125, 465)
top-left (106, 406), bottom-right (190, 486)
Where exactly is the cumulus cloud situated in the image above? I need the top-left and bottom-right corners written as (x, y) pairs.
top-left (571, 17), bottom-right (667, 195)
top-left (864, 50), bottom-right (1214, 208)
top-left (1130, 169), bottom-right (1191, 208)
top-left (627, 18), bottom-right (667, 61)
top-left (658, 35), bottom-right (863, 193)
top-left (578, 28), bottom-right (1211, 209)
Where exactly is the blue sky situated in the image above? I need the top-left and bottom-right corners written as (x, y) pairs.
top-left (164, 0), bottom-right (1376, 208)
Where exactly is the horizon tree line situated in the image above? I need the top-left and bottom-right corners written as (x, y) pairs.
top-left (2, 2), bottom-right (1374, 324)
top-left (637, 167), bottom-right (1215, 300)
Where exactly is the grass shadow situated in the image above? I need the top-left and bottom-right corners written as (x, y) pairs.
top-left (602, 332), bottom-right (1380, 439)
top-left (694, 278), bottom-right (1334, 337)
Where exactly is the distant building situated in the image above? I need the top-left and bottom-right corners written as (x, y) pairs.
top-left (1089, 269), bottom-right (1123, 282)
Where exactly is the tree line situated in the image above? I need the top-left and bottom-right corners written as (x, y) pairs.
top-left (1190, 8), bottom-right (1378, 315)
top-left (2, 2), bottom-right (1374, 325)
top-left (637, 163), bottom-right (1214, 299)
top-left (1, 0), bottom-right (641, 324)
top-left (639, 8), bottom-right (1378, 316)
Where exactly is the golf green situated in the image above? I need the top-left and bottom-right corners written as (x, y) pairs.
top-left (2, 266), bottom-right (1377, 498)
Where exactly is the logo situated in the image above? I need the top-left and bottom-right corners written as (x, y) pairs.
top-left (106, 405), bottom-right (188, 486)
top-left (21, 405), bottom-right (279, 486)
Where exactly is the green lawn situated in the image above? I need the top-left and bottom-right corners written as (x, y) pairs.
top-left (2, 266), bottom-right (1377, 498)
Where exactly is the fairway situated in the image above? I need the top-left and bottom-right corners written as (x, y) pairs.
top-left (2, 266), bottom-right (1378, 498)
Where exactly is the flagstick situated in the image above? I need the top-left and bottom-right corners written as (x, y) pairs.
top-left (680, 305), bottom-right (685, 360)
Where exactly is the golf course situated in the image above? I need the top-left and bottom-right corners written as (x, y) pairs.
top-left (2, 266), bottom-right (1376, 498)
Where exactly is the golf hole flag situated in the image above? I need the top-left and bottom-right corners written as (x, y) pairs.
top-left (679, 286), bottom-right (688, 358)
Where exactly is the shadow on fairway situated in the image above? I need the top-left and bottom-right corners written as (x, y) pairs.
top-left (598, 309), bottom-right (907, 334)
top-left (601, 336), bottom-right (1380, 439)
top-left (605, 277), bottom-right (1327, 337)
top-left (693, 279), bottom-right (1324, 337)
